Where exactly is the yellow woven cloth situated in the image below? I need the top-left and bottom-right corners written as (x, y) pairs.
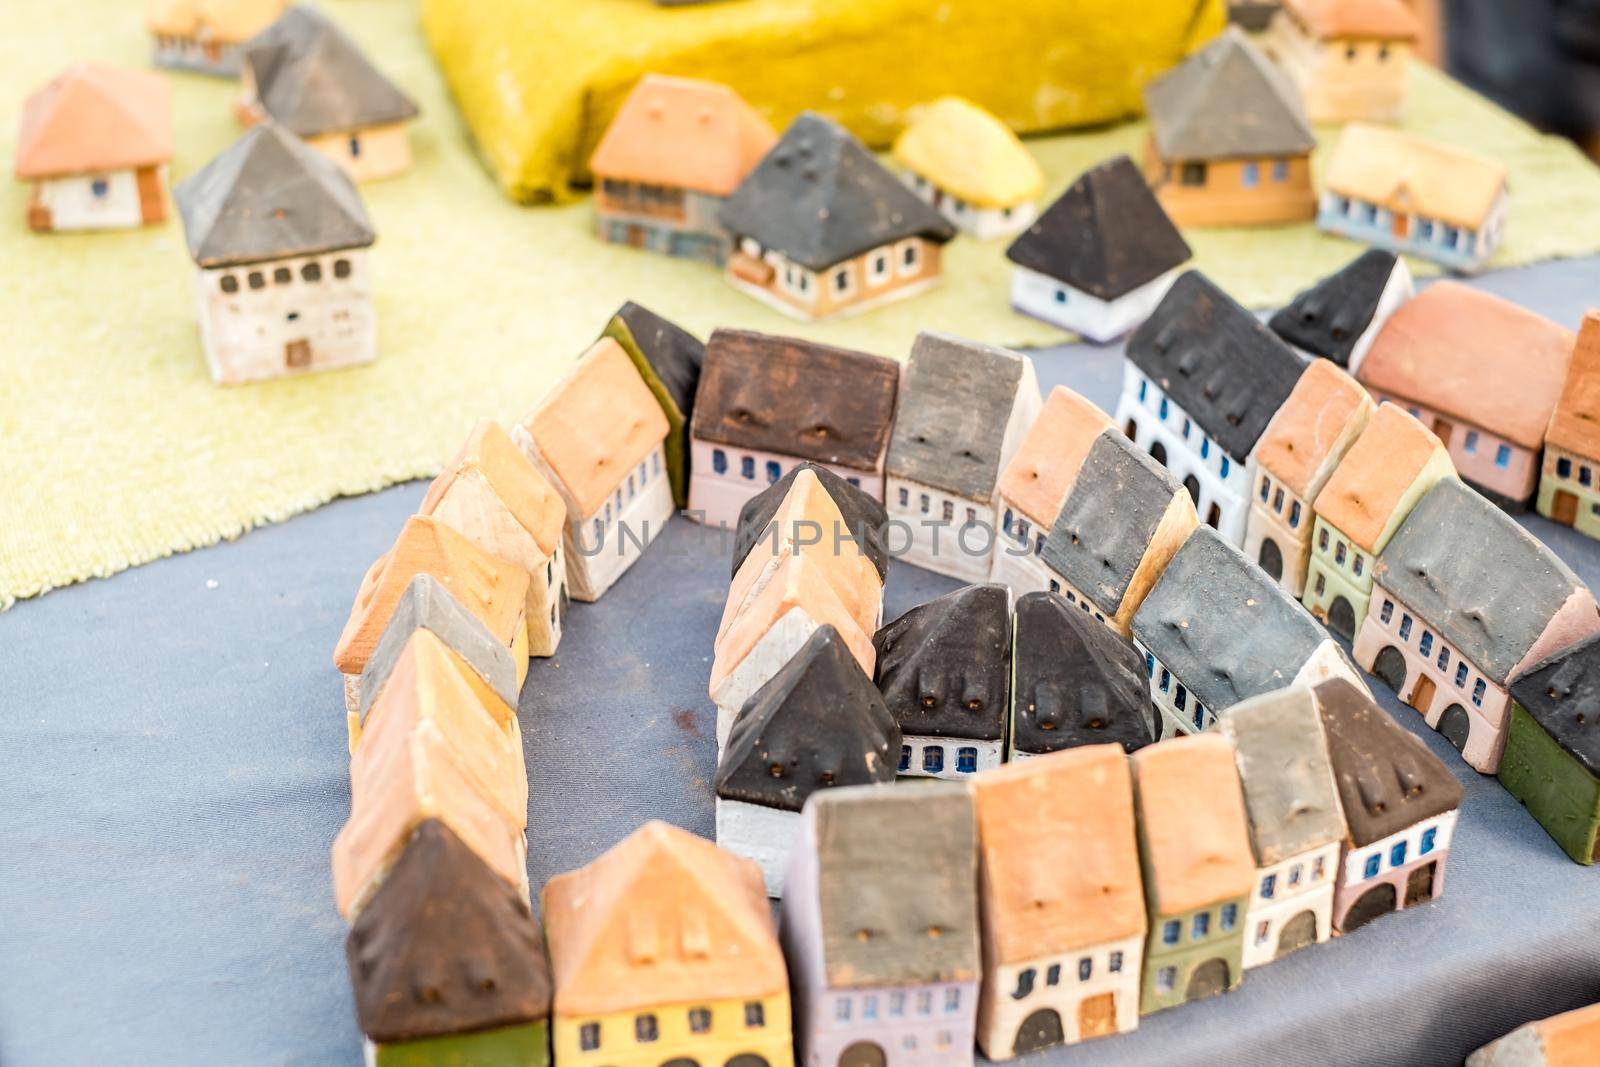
top-left (3, 0), bottom-right (1600, 607)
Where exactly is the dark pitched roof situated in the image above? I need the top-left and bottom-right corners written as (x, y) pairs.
top-left (346, 820), bottom-right (550, 1043)
top-left (1314, 678), bottom-right (1463, 847)
top-left (717, 111), bottom-right (955, 271)
top-left (1268, 250), bottom-right (1403, 367)
top-left (1011, 592), bottom-right (1152, 755)
top-left (885, 331), bottom-right (1033, 500)
top-left (174, 122), bottom-right (375, 267)
top-left (1005, 154), bottom-right (1191, 301)
top-left (732, 462), bottom-right (889, 581)
top-left (1510, 633), bottom-right (1600, 778)
top-left (1375, 479), bottom-right (1589, 684)
top-left (1143, 27), bottom-right (1315, 161)
top-left (691, 329), bottom-right (900, 471)
top-left (242, 6), bottom-right (418, 138)
top-left (873, 584), bottom-right (1011, 742)
top-left (601, 301), bottom-right (704, 420)
top-left (1126, 271), bottom-right (1307, 462)
top-left (715, 625), bottom-right (900, 812)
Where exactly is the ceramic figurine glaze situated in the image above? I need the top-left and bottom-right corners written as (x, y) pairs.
top-left (733, 462), bottom-right (889, 586)
top-left (147, 0), bottom-right (286, 76)
top-left (1267, 248), bottom-right (1413, 372)
top-left (1502, 632), bottom-right (1600, 864)
top-left (1264, 0), bottom-right (1422, 122)
top-left (599, 302), bottom-right (706, 510)
top-left (1538, 312), bottom-right (1600, 539)
top-left (891, 96), bottom-right (1044, 240)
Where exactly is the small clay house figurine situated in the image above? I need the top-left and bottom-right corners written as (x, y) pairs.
top-left (874, 584), bottom-right (1012, 779)
top-left (346, 820), bottom-right (551, 1067)
top-left (1502, 633), bottom-right (1600, 864)
top-left (542, 821), bottom-right (794, 1067)
top-left (885, 332), bottom-right (1042, 581)
top-left (1356, 478), bottom-right (1600, 774)
top-left (511, 339), bottom-right (672, 602)
top-left (891, 96), bottom-right (1044, 239)
top-left (1010, 592), bottom-right (1153, 760)
top-left (238, 6), bottom-right (420, 182)
top-left (1005, 155), bottom-right (1193, 342)
top-left (1264, 0), bottom-right (1422, 122)
top-left (1358, 282), bottom-right (1573, 510)
top-left (1314, 678), bottom-right (1464, 934)
top-left (1242, 359), bottom-right (1374, 596)
top-left (1217, 688), bottom-right (1346, 970)
top-left (14, 64), bottom-right (173, 233)
top-left (1141, 28), bottom-right (1316, 227)
top-left (1537, 312), bottom-right (1600, 538)
top-left (1467, 1001), bottom-right (1600, 1067)
top-left (972, 747), bottom-right (1147, 1057)
top-left (599, 302), bottom-right (705, 510)
top-left (1267, 248), bottom-right (1413, 372)
top-left (1038, 430), bottom-right (1197, 635)
top-left (1117, 270), bottom-right (1307, 543)
top-left (589, 74), bottom-right (777, 264)
top-left (782, 783), bottom-right (980, 1067)
top-left (689, 329), bottom-right (900, 529)
top-left (1319, 124), bottom-right (1509, 272)
top-left (419, 420), bottom-right (567, 659)
top-left (147, 0), bottom-right (286, 76)
top-left (715, 625), bottom-right (899, 896)
top-left (719, 111), bottom-right (957, 320)
top-left (1132, 526), bottom-right (1367, 740)
top-left (732, 462), bottom-right (889, 590)
top-left (1130, 734), bottom-right (1255, 1015)
top-left (173, 122), bottom-right (377, 385)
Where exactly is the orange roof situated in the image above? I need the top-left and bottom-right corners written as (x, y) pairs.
top-left (1131, 734), bottom-right (1255, 916)
top-left (1284, 0), bottom-right (1421, 39)
top-left (996, 387), bottom-right (1115, 527)
top-left (1536, 1001), bottom-right (1600, 1067)
top-left (1253, 359), bottom-right (1373, 497)
top-left (974, 746), bottom-right (1146, 964)
top-left (1545, 313), bottom-right (1600, 461)
top-left (1323, 125), bottom-right (1506, 230)
top-left (589, 74), bottom-right (777, 197)
top-left (542, 821), bottom-right (787, 1017)
top-left (1359, 282), bottom-right (1573, 451)
top-left (1311, 403), bottom-right (1450, 552)
top-left (146, 0), bottom-right (285, 42)
top-left (421, 419), bottom-right (566, 557)
top-left (521, 339), bottom-right (670, 521)
top-left (14, 64), bottom-right (173, 179)
top-left (332, 515), bottom-right (530, 675)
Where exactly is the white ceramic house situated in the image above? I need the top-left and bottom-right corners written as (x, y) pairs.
top-left (891, 96), bottom-right (1044, 240)
top-left (147, 0), bottom-right (286, 76)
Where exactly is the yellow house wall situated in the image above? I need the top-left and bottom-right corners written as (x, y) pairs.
top-left (554, 993), bottom-right (793, 1067)
top-left (306, 122), bottom-right (414, 182)
top-left (1144, 136), bottom-right (1315, 227)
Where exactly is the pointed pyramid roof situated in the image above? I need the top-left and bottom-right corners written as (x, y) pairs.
top-left (589, 74), bottom-right (776, 197)
top-left (243, 5), bottom-right (418, 137)
top-left (733, 462), bottom-right (889, 581)
top-left (1012, 592), bottom-right (1151, 756)
top-left (15, 63), bottom-right (173, 179)
top-left (1268, 249), bottom-right (1406, 367)
top-left (1144, 27), bottom-right (1314, 161)
top-left (601, 301), bottom-right (705, 423)
top-left (874, 583), bottom-right (1011, 742)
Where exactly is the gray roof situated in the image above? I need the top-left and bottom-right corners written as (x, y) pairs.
top-left (1144, 27), bottom-right (1314, 161)
top-left (1219, 687), bottom-right (1347, 865)
top-left (1376, 479), bottom-right (1588, 683)
top-left (175, 122), bottom-right (375, 267)
top-left (885, 331), bottom-right (1032, 501)
top-left (1509, 633), bottom-right (1600, 778)
top-left (243, 6), bottom-right (418, 138)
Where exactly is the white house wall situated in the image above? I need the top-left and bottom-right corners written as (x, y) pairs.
top-left (38, 169), bottom-right (145, 231)
top-left (1011, 266), bottom-right (1180, 344)
top-left (687, 438), bottom-right (882, 530)
top-left (898, 734), bottom-right (1003, 780)
top-left (715, 797), bottom-right (801, 899)
top-left (977, 934), bottom-right (1143, 1058)
top-left (1240, 841), bottom-right (1339, 970)
top-left (713, 608), bottom-right (823, 751)
top-left (549, 444), bottom-right (672, 602)
top-left (885, 479), bottom-right (1001, 582)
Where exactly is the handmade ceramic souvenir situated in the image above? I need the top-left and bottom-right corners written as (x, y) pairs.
top-left (732, 462), bottom-right (889, 586)
top-left (147, 0), bottom-right (285, 76)
top-left (1502, 632), bottom-right (1600, 864)
top-left (599, 302), bottom-right (706, 510)
top-left (1538, 313), bottom-right (1600, 540)
top-left (1264, 0), bottom-right (1422, 122)
top-left (892, 96), bottom-right (1044, 239)
top-left (1267, 248), bottom-right (1413, 372)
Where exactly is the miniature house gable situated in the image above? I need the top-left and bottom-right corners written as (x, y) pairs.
top-left (733, 462), bottom-right (889, 584)
top-left (600, 301), bottom-right (706, 509)
top-left (1267, 249), bottom-right (1414, 373)
top-left (1265, 0), bottom-right (1422, 123)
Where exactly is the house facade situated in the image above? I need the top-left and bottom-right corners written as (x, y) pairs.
top-left (892, 96), bottom-right (1043, 240)
top-left (1265, 0), bottom-right (1421, 122)
top-left (600, 302), bottom-right (705, 510)
top-left (1267, 249), bottom-right (1413, 373)
top-left (1537, 312), bottom-right (1600, 539)
top-left (1501, 634), bottom-right (1600, 864)
top-left (147, 0), bottom-right (285, 76)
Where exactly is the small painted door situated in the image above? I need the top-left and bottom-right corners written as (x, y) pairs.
top-left (1258, 538), bottom-right (1283, 581)
top-left (1185, 958), bottom-right (1230, 1001)
top-left (1013, 1008), bottom-right (1064, 1055)
top-left (285, 339), bottom-right (311, 369)
top-left (1438, 704), bottom-right (1471, 754)
top-left (1554, 490), bottom-right (1579, 526)
top-left (1078, 993), bottom-right (1118, 1040)
top-left (1405, 861), bottom-right (1436, 906)
top-left (838, 1042), bottom-right (885, 1067)
top-left (1276, 910), bottom-right (1318, 957)
top-left (626, 224), bottom-right (646, 249)
top-left (1409, 674), bottom-right (1436, 715)
top-left (1392, 211), bottom-right (1410, 239)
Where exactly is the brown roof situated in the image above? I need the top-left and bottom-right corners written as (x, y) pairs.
top-left (1252, 359), bottom-right (1373, 497)
top-left (1283, 0), bottom-right (1421, 39)
top-left (1311, 403), bottom-right (1451, 552)
top-left (15, 64), bottom-right (173, 179)
top-left (589, 74), bottom-right (776, 197)
top-left (147, 0), bottom-right (285, 42)
top-left (420, 419), bottom-right (566, 557)
top-left (1131, 734), bottom-right (1255, 916)
top-left (1323, 124), bottom-right (1507, 229)
top-left (974, 746), bottom-right (1146, 964)
top-left (1545, 312), bottom-right (1600, 460)
top-left (996, 387), bottom-right (1114, 527)
top-left (542, 821), bottom-right (787, 1017)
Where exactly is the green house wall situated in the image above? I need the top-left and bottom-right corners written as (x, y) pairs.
top-left (1138, 898), bottom-right (1246, 1015)
top-left (602, 319), bottom-right (691, 510)
top-left (373, 1019), bottom-right (549, 1067)
top-left (1499, 702), bottom-right (1600, 865)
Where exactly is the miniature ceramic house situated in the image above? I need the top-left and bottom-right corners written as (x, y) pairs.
top-left (1129, 734), bottom-right (1255, 1015)
top-left (1229, 1), bottom-right (1282, 30)
top-left (1131, 526), bottom-right (1368, 740)
top-left (715, 625), bottom-right (900, 896)
top-left (1267, 248), bottom-right (1413, 372)
top-left (782, 783), bottom-right (980, 1067)
top-left (347, 820), bottom-right (551, 1067)
top-left (1265, 0), bottom-right (1422, 122)
top-left (1005, 155), bottom-right (1192, 342)
top-left (600, 302), bottom-right (705, 510)
top-left (1116, 270), bottom-right (1307, 543)
top-left (891, 96), bottom-right (1044, 240)
top-left (874, 584), bottom-right (1012, 779)
top-left (543, 821), bottom-right (794, 1067)
top-left (14, 64), bottom-right (173, 233)
top-left (1356, 478), bottom-right (1600, 774)
top-left (1314, 678), bottom-right (1463, 934)
top-left (1319, 124), bottom-right (1509, 273)
top-left (884, 332), bottom-right (1042, 581)
top-left (689, 329), bottom-right (900, 529)
top-left (1038, 430), bottom-right (1197, 636)
top-left (1358, 282), bottom-right (1573, 509)
top-left (147, 0), bottom-right (286, 76)
top-left (1502, 633), bottom-right (1600, 864)
top-left (511, 339), bottom-right (672, 602)
top-left (973, 747), bottom-right (1147, 1057)
top-left (173, 122), bottom-right (377, 385)
top-left (1141, 28), bottom-right (1316, 227)
top-left (589, 74), bottom-right (777, 263)
top-left (1537, 312), bottom-right (1600, 538)
top-left (1242, 359), bottom-right (1374, 597)
top-left (1217, 687), bottom-right (1346, 970)
top-left (732, 462), bottom-right (890, 591)
top-left (419, 420), bottom-right (567, 658)
top-left (1467, 1001), bottom-right (1600, 1067)
top-left (719, 112), bottom-right (957, 320)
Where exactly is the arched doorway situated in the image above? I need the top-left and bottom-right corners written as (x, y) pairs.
top-left (1012, 1008), bottom-right (1064, 1055)
top-left (1151, 441), bottom-right (1169, 467)
top-left (1182, 473), bottom-right (1200, 505)
top-left (1077, 993), bottom-right (1117, 1040)
top-left (1258, 538), bottom-right (1283, 581)
top-left (1327, 596), bottom-right (1356, 640)
top-left (1372, 646), bottom-right (1407, 693)
top-left (1342, 882), bottom-right (1397, 932)
top-left (1185, 958), bottom-right (1230, 1001)
top-left (1438, 704), bottom-right (1471, 754)
top-left (837, 1042), bottom-right (885, 1067)
top-left (1276, 911), bottom-right (1318, 957)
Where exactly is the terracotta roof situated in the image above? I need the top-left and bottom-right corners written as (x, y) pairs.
top-left (1131, 733), bottom-right (1256, 916)
top-left (1252, 358), bottom-right (1373, 497)
top-left (147, 0), bottom-right (285, 42)
top-left (1144, 27), bottom-right (1314, 161)
top-left (1283, 0), bottom-right (1421, 40)
top-left (996, 387), bottom-right (1115, 528)
top-left (541, 821), bottom-right (786, 1017)
top-left (521, 339), bottom-right (670, 521)
top-left (974, 746), bottom-right (1146, 963)
top-left (14, 64), bottom-right (173, 179)
top-left (242, 6), bottom-right (419, 137)
top-left (732, 463), bottom-right (888, 581)
top-left (1311, 402), bottom-right (1453, 552)
top-left (1359, 282), bottom-right (1572, 450)
top-left (890, 96), bottom-right (1044, 209)
top-left (1323, 124), bottom-right (1507, 229)
top-left (590, 74), bottom-right (776, 197)
top-left (421, 419), bottom-right (566, 557)
top-left (1532, 1002), bottom-right (1600, 1067)
top-left (1545, 312), bottom-right (1600, 460)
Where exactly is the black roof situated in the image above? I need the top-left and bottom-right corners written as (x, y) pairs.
top-left (1011, 592), bottom-right (1152, 755)
top-left (1005, 154), bottom-right (1191, 301)
top-left (873, 584), bottom-right (1011, 741)
top-left (717, 111), bottom-right (955, 271)
top-left (602, 301), bottom-right (704, 420)
top-left (243, 6), bottom-right (418, 138)
top-left (1268, 250), bottom-right (1403, 367)
top-left (1510, 633), bottom-right (1600, 777)
top-left (1125, 270), bottom-right (1307, 463)
top-left (731, 462), bottom-right (889, 581)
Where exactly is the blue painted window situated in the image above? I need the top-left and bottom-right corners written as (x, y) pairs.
top-left (1273, 488), bottom-right (1285, 513)
top-left (1421, 828), bottom-right (1437, 854)
top-left (1145, 652), bottom-right (1155, 677)
top-left (923, 747), bottom-right (944, 774)
top-left (1419, 219), bottom-right (1434, 241)
top-left (1495, 444), bottom-right (1512, 468)
top-left (1241, 162), bottom-right (1260, 187)
top-left (1175, 685), bottom-right (1187, 711)
top-left (1391, 841), bottom-right (1408, 867)
top-left (1162, 920), bottom-right (1180, 945)
top-left (712, 448), bottom-right (728, 475)
top-left (91, 178), bottom-right (109, 197)
top-left (860, 997), bottom-right (877, 1021)
top-left (1319, 527), bottom-right (1330, 551)
top-left (1109, 951), bottom-right (1124, 973)
top-left (920, 494), bottom-right (930, 515)
top-left (1455, 663), bottom-right (1469, 688)
top-left (1193, 703), bottom-right (1205, 731)
top-left (1363, 203), bottom-right (1379, 224)
top-left (741, 456), bottom-right (755, 480)
top-left (1183, 417), bottom-right (1192, 439)
top-left (1381, 600), bottom-right (1394, 624)
top-left (1260, 476), bottom-right (1271, 502)
top-left (898, 487), bottom-right (909, 507)
top-left (1139, 379), bottom-right (1148, 402)
top-left (944, 989), bottom-right (960, 1013)
top-left (1221, 904), bottom-right (1237, 930)
top-left (956, 747), bottom-right (978, 773)
top-left (1220, 456), bottom-right (1231, 479)
top-left (1159, 397), bottom-right (1169, 421)
top-left (1160, 668), bottom-right (1170, 693)
top-left (1472, 679), bottom-right (1486, 707)
top-left (1364, 853), bottom-right (1381, 878)
top-left (1558, 457), bottom-right (1573, 478)
top-left (1055, 289), bottom-right (1067, 304)
top-left (1353, 553), bottom-right (1364, 577)
top-left (1201, 438), bottom-right (1211, 460)
top-left (1335, 541), bottom-right (1347, 565)
top-left (765, 460), bottom-right (781, 484)
top-left (1010, 969), bottom-right (1034, 1000)
top-left (1273, 160), bottom-right (1289, 182)
top-left (898, 746), bottom-right (910, 772)
top-left (835, 999), bottom-right (852, 1022)
top-left (1155, 967), bottom-right (1176, 993)
top-left (1046, 963), bottom-right (1061, 986)
top-left (1437, 647), bottom-right (1450, 671)
top-left (1419, 632), bottom-right (1433, 657)
top-left (1399, 614), bottom-right (1413, 641)
top-left (1443, 225), bottom-right (1459, 247)
top-left (1002, 508), bottom-right (1014, 534)
top-left (847, 476), bottom-right (860, 487)
top-left (1260, 874), bottom-right (1276, 900)
top-left (1049, 580), bottom-right (1060, 593)
top-left (1078, 958), bottom-right (1092, 981)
